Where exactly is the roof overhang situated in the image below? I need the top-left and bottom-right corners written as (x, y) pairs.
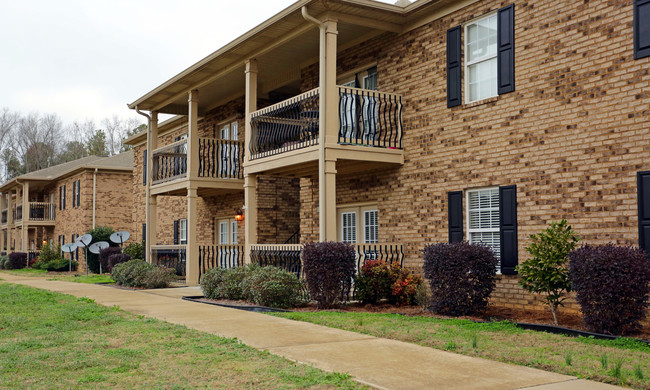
top-left (128, 0), bottom-right (471, 116)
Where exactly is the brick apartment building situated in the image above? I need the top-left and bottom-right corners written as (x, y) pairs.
top-left (0, 152), bottom-right (134, 272)
top-left (126, 0), bottom-right (650, 311)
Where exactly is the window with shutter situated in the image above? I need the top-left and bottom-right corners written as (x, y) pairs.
top-left (72, 181), bottom-right (76, 208)
top-left (179, 219), bottom-right (187, 245)
top-left (465, 14), bottom-right (498, 102)
top-left (467, 188), bottom-right (501, 267)
top-left (76, 180), bottom-right (80, 207)
top-left (341, 212), bottom-right (357, 243)
top-left (363, 210), bottom-right (378, 244)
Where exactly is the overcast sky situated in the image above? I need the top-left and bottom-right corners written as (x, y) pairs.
top-left (0, 0), bottom-right (395, 128)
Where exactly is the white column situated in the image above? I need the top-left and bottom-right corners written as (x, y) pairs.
top-left (244, 59), bottom-right (258, 262)
top-left (145, 112), bottom-right (158, 262)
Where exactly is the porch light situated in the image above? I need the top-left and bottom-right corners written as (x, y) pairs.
top-left (235, 209), bottom-right (244, 222)
top-left (42, 240), bottom-right (47, 246)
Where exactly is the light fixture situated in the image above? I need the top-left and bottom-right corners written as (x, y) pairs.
top-left (42, 239), bottom-right (47, 246)
top-left (234, 208), bottom-right (244, 222)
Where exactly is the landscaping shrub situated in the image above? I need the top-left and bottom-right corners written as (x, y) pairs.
top-left (241, 265), bottom-right (305, 308)
top-left (517, 219), bottom-right (579, 325)
top-left (0, 255), bottom-right (8, 269)
top-left (200, 265), bottom-right (261, 300)
top-left (569, 244), bottom-right (650, 335)
top-left (99, 247), bottom-right (123, 272)
top-left (7, 252), bottom-right (28, 270)
top-left (200, 267), bottom-right (229, 299)
top-left (111, 259), bottom-right (175, 288)
top-left (423, 242), bottom-right (498, 315)
top-left (302, 242), bottom-right (355, 308)
top-left (354, 261), bottom-right (423, 306)
top-left (32, 244), bottom-right (77, 272)
top-left (123, 241), bottom-right (145, 260)
top-left (85, 226), bottom-right (116, 273)
top-left (107, 253), bottom-right (130, 273)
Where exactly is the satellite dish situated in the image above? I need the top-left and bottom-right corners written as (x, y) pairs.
top-left (61, 243), bottom-right (77, 253)
top-left (76, 234), bottom-right (92, 247)
top-left (89, 241), bottom-right (110, 254)
top-left (110, 231), bottom-right (130, 246)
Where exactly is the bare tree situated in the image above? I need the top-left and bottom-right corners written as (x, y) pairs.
top-left (102, 116), bottom-right (142, 155)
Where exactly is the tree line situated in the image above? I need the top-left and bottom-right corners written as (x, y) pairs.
top-left (0, 108), bottom-right (145, 181)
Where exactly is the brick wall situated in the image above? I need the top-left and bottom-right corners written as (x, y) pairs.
top-left (297, 0), bottom-right (650, 310)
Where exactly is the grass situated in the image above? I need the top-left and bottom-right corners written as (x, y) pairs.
top-left (271, 311), bottom-right (650, 389)
top-left (0, 269), bottom-right (114, 284)
top-left (0, 283), bottom-right (363, 389)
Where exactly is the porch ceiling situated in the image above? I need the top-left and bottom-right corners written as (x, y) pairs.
top-left (128, 0), bottom-right (463, 115)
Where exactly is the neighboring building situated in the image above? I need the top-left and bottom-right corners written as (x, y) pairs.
top-left (0, 152), bottom-right (134, 271)
top-left (127, 0), bottom-right (650, 314)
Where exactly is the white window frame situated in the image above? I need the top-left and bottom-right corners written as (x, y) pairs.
top-left (216, 217), bottom-right (237, 245)
top-left (466, 187), bottom-right (500, 265)
top-left (338, 204), bottom-right (379, 244)
top-left (464, 12), bottom-right (498, 104)
top-left (363, 209), bottom-right (379, 244)
top-left (179, 218), bottom-right (187, 245)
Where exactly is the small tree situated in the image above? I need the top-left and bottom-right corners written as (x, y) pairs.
top-left (517, 219), bottom-right (579, 325)
top-left (302, 242), bottom-right (355, 308)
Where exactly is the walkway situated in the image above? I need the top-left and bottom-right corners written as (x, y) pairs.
top-left (0, 273), bottom-right (623, 390)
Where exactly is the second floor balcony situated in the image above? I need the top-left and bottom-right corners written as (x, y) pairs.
top-left (249, 86), bottom-right (403, 162)
top-left (150, 137), bottom-right (244, 195)
top-left (12, 202), bottom-right (56, 224)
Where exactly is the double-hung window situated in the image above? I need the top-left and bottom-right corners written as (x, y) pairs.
top-left (219, 121), bottom-right (239, 176)
top-left (466, 188), bottom-right (500, 266)
top-left (465, 14), bottom-right (498, 103)
top-left (179, 219), bottom-right (187, 245)
top-left (338, 204), bottom-right (379, 245)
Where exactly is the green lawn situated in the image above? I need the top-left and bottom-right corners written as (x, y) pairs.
top-left (0, 283), bottom-right (363, 389)
top-left (0, 269), bottom-right (114, 284)
top-left (271, 311), bottom-right (650, 389)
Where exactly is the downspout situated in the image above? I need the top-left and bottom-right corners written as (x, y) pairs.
top-left (302, 6), bottom-right (329, 241)
top-left (92, 168), bottom-right (98, 229)
top-left (135, 106), bottom-right (152, 261)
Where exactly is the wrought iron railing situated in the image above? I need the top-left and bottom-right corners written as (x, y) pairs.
top-left (151, 245), bottom-right (186, 281)
top-left (249, 88), bottom-right (320, 159)
top-left (1, 210), bottom-right (6, 224)
top-left (338, 86), bottom-right (402, 149)
top-left (250, 244), bottom-right (303, 277)
top-left (353, 243), bottom-right (404, 271)
top-left (151, 139), bottom-right (187, 185)
top-left (28, 202), bottom-right (55, 222)
top-left (283, 230), bottom-right (300, 244)
top-left (198, 244), bottom-right (244, 280)
top-left (28, 251), bottom-right (39, 264)
top-left (198, 138), bottom-right (244, 179)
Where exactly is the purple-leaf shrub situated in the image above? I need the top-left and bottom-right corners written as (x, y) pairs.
top-left (423, 242), bottom-right (498, 315)
top-left (7, 252), bottom-right (28, 270)
top-left (99, 247), bottom-right (122, 273)
top-left (569, 244), bottom-right (650, 335)
top-left (107, 253), bottom-right (131, 273)
top-left (302, 242), bottom-right (355, 308)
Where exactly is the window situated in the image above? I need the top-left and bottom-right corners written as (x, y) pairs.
top-left (338, 204), bottom-right (379, 244)
top-left (466, 188), bottom-right (500, 265)
top-left (75, 180), bottom-right (80, 207)
top-left (216, 218), bottom-right (237, 245)
top-left (179, 219), bottom-right (187, 245)
top-left (465, 14), bottom-right (498, 103)
top-left (339, 68), bottom-right (379, 142)
top-left (72, 180), bottom-right (80, 208)
top-left (219, 121), bottom-right (239, 176)
top-left (59, 185), bottom-right (66, 210)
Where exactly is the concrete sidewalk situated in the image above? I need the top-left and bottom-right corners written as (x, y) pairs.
top-left (0, 273), bottom-right (623, 390)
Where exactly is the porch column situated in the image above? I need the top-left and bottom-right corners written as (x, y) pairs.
top-left (319, 19), bottom-right (338, 241)
top-left (244, 59), bottom-right (258, 263)
top-left (244, 174), bottom-right (257, 263)
top-left (186, 186), bottom-right (199, 285)
top-left (187, 90), bottom-right (199, 181)
top-left (7, 190), bottom-right (13, 252)
top-left (21, 182), bottom-right (29, 251)
top-left (145, 111), bottom-right (158, 262)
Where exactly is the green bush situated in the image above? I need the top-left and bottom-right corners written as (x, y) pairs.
top-left (111, 259), bottom-right (174, 289)
top-left (200, 267), bottom-right (229, 299)
top-left (517, 219), bottom-right (579, 325)
top-left (201, 264), bottom-right (261, 300)
top-left (0, 255), bottom-right (8, 269)
top-left (241, 266), bottom-right (305, 308)
top-left (123, 241), bottom-right (145, 260)
top-left (32, 244), bottom-right (77, 272)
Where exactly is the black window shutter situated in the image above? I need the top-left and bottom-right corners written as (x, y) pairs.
top-left (448, 191), bottom-right (464, 242)
top-left (173, 220), bottom-right (179, 245)
top-left (77, 180), bottom-right (81, 206)
top-left (497, 4), bottom-right (515, 94)
top-left (499, 185), bottom-right (518, 274)
top-left (638, 171), bottom-right (650, 251)
top-left (63, 185), bottom-right (66, 210)
top-left (142, 223), bottom-right (146, 242)
top-left (59, 187), bottom-right (62, 210)
top-left (143, 150), bottom-right (147, 186)
top-left (635, 0), bottom-right (650, 59)
top-left (72, 181), bottom-right (76, 208)
top-left (447, 26), bottom-right (462, 108)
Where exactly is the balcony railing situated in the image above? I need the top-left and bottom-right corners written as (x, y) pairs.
top-left (14, 206), bottom-right (22, 222)
top-left (28, 202), bottom-right (56, 222)
top-left (1, 210), bottom-right (6, 224)
top-left (250, 244), bottom-right (303, 277)
top-left (250, 88), bottom-right (320, 159)
top-left (198, 138), bottom-right (244, 179)
top-left (248, 87), bottom-right (403, 160)
top-left (152, 139), bottom-right (187, 185)
top-left (352, 243), bottom-right (404, 270)
top-left (151, 245), bottom-right (186, 281)
top-left (198, 244), bottom-right (244, 280)
top-left (338, 86), bottom-right (402, 149)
